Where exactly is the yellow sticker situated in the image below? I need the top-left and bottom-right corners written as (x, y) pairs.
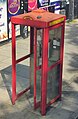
top-left (49, 17), bottom-right (64, 26)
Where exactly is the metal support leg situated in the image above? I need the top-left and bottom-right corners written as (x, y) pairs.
top-left (12, 23), bottom-right (16, 104)
top-left (59, 21), bottom-right (65, 99)
top-left (33, 27), bottom-right (37, 109)
top-left (41, 28), bottom-right (49, 115)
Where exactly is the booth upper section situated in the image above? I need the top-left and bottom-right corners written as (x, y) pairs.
top-left (11, 9), bottom-right (66, 28)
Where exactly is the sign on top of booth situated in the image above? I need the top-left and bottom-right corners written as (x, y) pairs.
top-left (11, 9), bottom-right (66, 28)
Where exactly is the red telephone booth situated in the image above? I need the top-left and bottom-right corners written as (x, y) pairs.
top-left (11, 9), bottom-right (66, 115)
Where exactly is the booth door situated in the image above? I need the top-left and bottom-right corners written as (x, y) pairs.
top-left (30, 25), bottom-right (63, 109)
top-left (47, 25), bottom-right (63, 104)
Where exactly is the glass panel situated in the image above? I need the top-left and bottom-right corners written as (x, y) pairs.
top-left (30, 61), bottom-right (41, 102)
top-left (48, 27), bottom-right (62, 66)
top-left (30, 28), bottom-right (42, 102)
top-left (16, 58), bottom-right (30, 94)
top-left (36, 29), bottom-right (42, 101)
top-left (47, 64), bottom-right (60, 103)
top-left (36, 70), bottom-right (41, 101)
top-left (30, 53), bottom-right (34, 94)
top-left (37, 29), bottom-right (42, 66)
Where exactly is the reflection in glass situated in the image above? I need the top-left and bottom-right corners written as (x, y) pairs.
top-left (36, 70), bottom-right (41, 101)
top-left (37, 29), bottom-right (42, 66)
top-left (30, 29), bottom-right (42, 102)
top-left (48, 27), bottom-right (62, 66)
top-left (47, 64), bottom-right (60, 103)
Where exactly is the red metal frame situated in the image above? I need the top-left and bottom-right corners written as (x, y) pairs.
top-left (59, 21), bottom-right (65, 98)
top-left (33, 27), bottom-right (37, 109)
top-left (46, 23), bottom-right (65, 108)
top-left (11, 23), bottom-right (30, 104)
top-left (41, 28), bottom-right (49, 115)
top-left (12, 23), bottom-right (16, 104)
top-left (11, 9), bottom-right (66, 115)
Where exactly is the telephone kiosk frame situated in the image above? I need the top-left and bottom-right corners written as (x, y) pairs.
top-left (11, 9), bottom-right (66, 115)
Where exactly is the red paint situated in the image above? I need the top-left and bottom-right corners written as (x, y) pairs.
top-left (11, 9), bottom-right (66, 115)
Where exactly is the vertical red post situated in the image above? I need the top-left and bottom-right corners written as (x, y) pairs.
top-left (30, 27), bottom-right (34, 54)
top-left (12, 23), bottom-right (17, 104)
top-left (59, 20), bottom-right (65, 99)
top-left (33, 27), bottom-right (37, 109)
top-left (30, 27), bottom-right (34, 87)
top-left (41, 28), bottom-right (49, 115)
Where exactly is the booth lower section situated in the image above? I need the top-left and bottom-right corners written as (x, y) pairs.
top-left (29, 27), bottom-right (62, 114)
top-left (47, 64), bottom-right (60, 103)
top-left (30, 57), bottom-right (60, 106)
